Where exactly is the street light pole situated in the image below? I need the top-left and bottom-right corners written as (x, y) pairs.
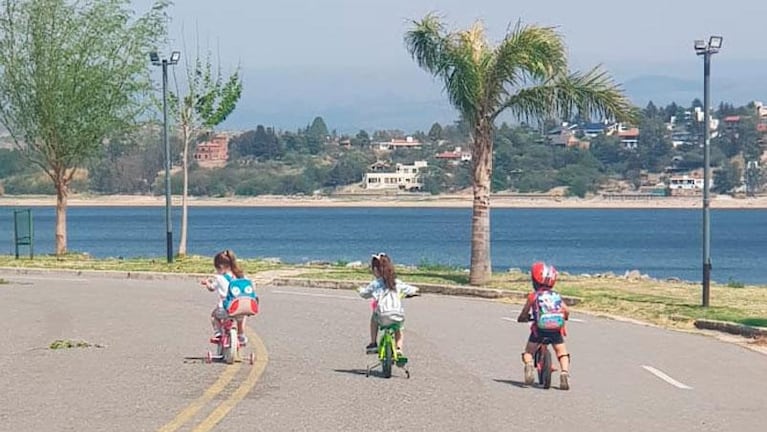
top-left (694, 36), bottom-right (722, 307)
top-left (150, 51), bottom-right (181, 263)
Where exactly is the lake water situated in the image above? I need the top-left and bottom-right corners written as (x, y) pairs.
top-left (1, 206), bottom-right (765, 284)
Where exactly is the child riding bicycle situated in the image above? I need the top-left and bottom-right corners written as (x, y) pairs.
top-left (201, 249), bottom-right (255, 345)
top-left (516, 261), bottom-right (571, 390)
top-left (358, 253), bottom-right (418, 357)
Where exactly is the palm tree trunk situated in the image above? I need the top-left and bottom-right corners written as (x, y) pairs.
top-left (178, 133), bottom-right (189, 256)
top-left (469, 120), bottom-right (493, 285)
top-left (54, 178), bottom-right (68, 256)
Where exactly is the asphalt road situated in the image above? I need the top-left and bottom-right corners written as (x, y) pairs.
top-left (0, 272), bottom-right (765, 432)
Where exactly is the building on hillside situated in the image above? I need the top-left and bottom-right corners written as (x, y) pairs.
top-left (374, 136), bottom-right (423, 151)
top-left (363, 160), bottom-right (427, 191)
top-left (549, 131), bottom-right (589, 149)
top-left (435, 147), bottom-right (472, 164)
top-left (194, 134), bottom-right (229, 168)
top-left (617, 126), bottom-right (640, 150)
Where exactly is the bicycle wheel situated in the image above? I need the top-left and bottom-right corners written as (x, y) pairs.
top-left (224, 328), bottom-right (237, 365)
top-left (382, 335), bottom-right (393, 379)
top-left (540, 346), bottom-right (552, 389)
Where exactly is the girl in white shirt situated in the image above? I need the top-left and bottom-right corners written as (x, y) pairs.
top-left (200, 249), bottom-right (248, 344)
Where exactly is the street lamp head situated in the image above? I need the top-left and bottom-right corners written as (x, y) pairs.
top-left (149, 51), bottom-right (161, 65)
top-left (708, 35), bottom-right (723, 50)
top-left (170, 51), bottom-right (181, 65)
top-left (694, 39), bottom-right (706, 54)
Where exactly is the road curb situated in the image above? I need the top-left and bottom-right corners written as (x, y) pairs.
top-left (694, 319), bottom-right (767, 338)
top-left (270, 277), bottom-right (582, 306)
top-left (0, 266), bottom-right (206, 281)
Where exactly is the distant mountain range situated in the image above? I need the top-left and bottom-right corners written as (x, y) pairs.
top-left (221, 60), bottom-right (767, 133)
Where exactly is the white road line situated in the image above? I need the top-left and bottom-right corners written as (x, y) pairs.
top-left (1, 275), bottom-right (89, 282)
top-left (641, 365), bottom-right (693, 390)
top-left (271, 290), bottom-right (357, 301)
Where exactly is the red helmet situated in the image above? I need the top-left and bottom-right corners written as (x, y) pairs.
top-left (531, 261), bottom-right (558, 289)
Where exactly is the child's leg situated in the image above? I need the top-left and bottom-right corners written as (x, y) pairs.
top-left (236, 316), bottom-right (247, 334)
top-left (522, 341), bottom-right (539, 364)
top-left (394, 329), bottom-right (404, 351)
top-left (210, 309), bottom-right (221, 334)
top-left (552, 343), bottom-right (570, 372)
top-left (369, 314), bottom-right (378, 345)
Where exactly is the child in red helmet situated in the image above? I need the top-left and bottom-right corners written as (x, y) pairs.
top-left (517, 261), bottom-right (571, 390)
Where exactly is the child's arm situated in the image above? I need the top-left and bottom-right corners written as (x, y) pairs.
top-left (562, 303), bottom-right (570, 320)
top-left (396, 280), bottom-right (418, 297)
top-left (358, 281), bottom-right (376, 299)
top-left (516, 293), bottom-right (534, 322)
top-left (200, 277), bottom-right (215, 292)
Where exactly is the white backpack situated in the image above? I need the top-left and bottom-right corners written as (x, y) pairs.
top-left (376, 289), bottom-right (404, 325)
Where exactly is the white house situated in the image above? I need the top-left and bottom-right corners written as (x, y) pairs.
top-left (374, 136), bottom-right (422, 151)
top-left (363, 160), bottom-right (427, 191)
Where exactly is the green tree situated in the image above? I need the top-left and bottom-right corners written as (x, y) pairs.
top-left (428, 122), bottom-right (444, 142)
top-left (405, 14), bottom-right (634, 284)
top-left (713, 160), bottom-right (741, 194)
top-left (0, 0), bottom-right (168, 254)
top-left (638, 116), bottom-right (672, 171)
top-left (170, 47), bottom-right (242, 256)
top-left (306, 116), bottom-right (329, 154)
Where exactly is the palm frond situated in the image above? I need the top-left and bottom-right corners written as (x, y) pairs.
top-left (495, 67), bottom-right (636, 123)
top-left (404, 12), bottom-right (448, 76)
top-left (488, 23), bottom-right (567, 94)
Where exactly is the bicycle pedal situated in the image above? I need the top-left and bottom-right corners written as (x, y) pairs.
top-left (396, 357), bottom-right (408, 366)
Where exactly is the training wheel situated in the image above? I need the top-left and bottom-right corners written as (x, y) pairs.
top-left (249, 352), bottom-right (255, 365)
top-left (205, 351), bottom-right (213, 364)
top-left (405, 370), bottom-right (411, 379)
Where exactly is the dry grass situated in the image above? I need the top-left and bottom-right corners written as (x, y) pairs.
top-left (0, 254), bottom-right (281, 275)
top-left (2, 256), bottom-right (765, 330)
top-left (297, 266), bottom-right (767, 330)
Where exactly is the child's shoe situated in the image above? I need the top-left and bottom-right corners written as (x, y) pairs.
top-left (238, 334), bottom-right (248, 345)
top-left (365, 342), bottom-right (378, 354)
top-left (560, 371), bottom-right (570, 391)
top-left (524, 362), bottom-right (535, 385)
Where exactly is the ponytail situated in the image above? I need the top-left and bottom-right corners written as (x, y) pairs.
top-left (214, 249), bottom-right (245, 278)
top-left (378, 255), bottom-right (397, 291)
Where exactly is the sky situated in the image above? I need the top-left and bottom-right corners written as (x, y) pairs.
top-left (132, 0), bottom-right (767, 132)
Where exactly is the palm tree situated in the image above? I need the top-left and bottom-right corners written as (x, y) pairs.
top-left (405, 14), bottom-right (635, 285)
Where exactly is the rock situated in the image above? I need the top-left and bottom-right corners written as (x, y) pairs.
top-left (345, 261), bottom-right (364, 268)
top-left (666, 277), bottom-right (682, 282)
top-left (624, 269), bottom-right (642, 280)
top-left (580, 273), bottom-right (592, 278)
top-left (306, 260), bottom-right (331, 266)
top-left (262, 257), bottom-right (282, 264)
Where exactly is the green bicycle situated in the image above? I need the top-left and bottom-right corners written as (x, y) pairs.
top-left (366, 323), bottom-right (410, 379)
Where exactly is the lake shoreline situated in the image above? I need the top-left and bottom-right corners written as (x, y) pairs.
top-left (0, 193), bottom-right (766, 209)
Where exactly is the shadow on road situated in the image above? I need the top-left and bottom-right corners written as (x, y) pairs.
top-left (333, 368), bottom-right (369, 376)
top-left (493, 378), bottom-right (551, 390)
top-left (333, 368), bottom-right (403, 379)
top-left (183, 356), bottom-right (208, 364)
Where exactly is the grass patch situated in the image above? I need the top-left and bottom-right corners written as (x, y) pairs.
top-left (0, 254), bottom-right (282, 275)
top-left (49, 339), bottom-right (105, 349)
top-left (2, 255), bottom-right (765, 332)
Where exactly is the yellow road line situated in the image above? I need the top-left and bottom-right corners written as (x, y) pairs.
top-left (191, 328), bottom-right (269, 432)
top-left (157, 361), bottom-right (242, 432)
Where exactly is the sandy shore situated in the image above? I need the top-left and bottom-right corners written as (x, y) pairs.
top-left (0, 193), bottom-right (765, 209)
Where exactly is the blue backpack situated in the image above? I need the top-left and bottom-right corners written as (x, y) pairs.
top-left (222, 274), bottom-right (259, 317)
top-left (533, 290), bottom-right (565, 330)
